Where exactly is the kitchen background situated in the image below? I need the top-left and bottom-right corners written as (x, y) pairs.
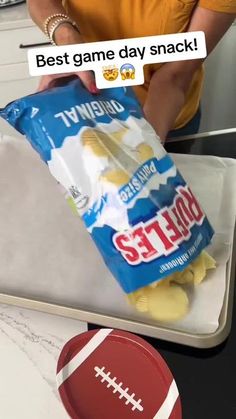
top-left (0, 2), bottom-right (235, 137)
top-left (0, 3), bottom-right (235, 419)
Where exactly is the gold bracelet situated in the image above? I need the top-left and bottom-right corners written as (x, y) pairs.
top-left (43, 13), bottom-right (68, 38)
top-left (49, 18), bottom-right (80, 46)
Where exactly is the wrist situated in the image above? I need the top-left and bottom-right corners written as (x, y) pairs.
top-left (54, 24), bottom-right (82, 46)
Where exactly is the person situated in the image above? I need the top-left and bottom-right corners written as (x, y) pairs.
top-left (27, 0), bottom-right (236, 142)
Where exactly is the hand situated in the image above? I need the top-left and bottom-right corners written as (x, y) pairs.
top-left (37, 71), bottom-right (98, 93)
top-left (37, 24), bottom-right (99, 94)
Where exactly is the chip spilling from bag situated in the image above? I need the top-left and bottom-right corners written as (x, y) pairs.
top-left (128, 250), bottom-right (216, 321)
top-left (0, 79), bottom-right (215, 321)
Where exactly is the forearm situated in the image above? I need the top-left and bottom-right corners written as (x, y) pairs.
top-left (144, 7), bottom-right (235, 142)
top-left (143, 81), bottom-right (184, 142)
top-left (27, 0), bottom-right (80, 45)
top-left (143, 64), bottom-right (194, 141)
top-left (27, 0), bottom-right (66, 31)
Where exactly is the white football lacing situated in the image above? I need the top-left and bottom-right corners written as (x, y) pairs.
top-left (94, 366), bottom-right (144, 412)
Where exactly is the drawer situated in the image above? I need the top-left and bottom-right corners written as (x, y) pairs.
top-left (0, 26), bottom-right (49, 65)
top-left (0, 62), bottom-right (32, 82)
top-left (0, 65), bottom-right (39, 107)
top-left (0, 74), bottom-right (39, 137)
top-left (0, 76), bottom-right (39, 107)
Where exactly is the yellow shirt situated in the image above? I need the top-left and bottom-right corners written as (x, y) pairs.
top-left (64, 0), bottom-right (236, 129)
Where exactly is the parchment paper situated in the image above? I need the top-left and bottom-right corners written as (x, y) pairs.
top-left (0, 135), bottom-right (236, 334)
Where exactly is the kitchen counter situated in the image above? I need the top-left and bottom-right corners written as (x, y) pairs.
top-left (0, 303), bottom-right (86, 418)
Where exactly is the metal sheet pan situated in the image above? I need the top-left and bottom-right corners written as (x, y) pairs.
top-left (0, 130), bottom-right (235, 349)
top-left (0, 230), bottom-right (234, 348)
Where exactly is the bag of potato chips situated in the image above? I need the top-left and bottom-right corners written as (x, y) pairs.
top-left (0, 79), bottom-right (215, 320)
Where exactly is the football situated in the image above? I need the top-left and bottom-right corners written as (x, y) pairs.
top-left (57, 329), bottom-right (182, 419)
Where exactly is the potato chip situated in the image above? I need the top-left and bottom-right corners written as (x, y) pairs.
top-left (170, 251), bottom-right (216, 286)
top-left (136, 143), bottom-right (154, 162)
top-left (191, 251), bottom-right (215, 285)
top-left (128, 280), bottom-right (189, 322)
top-left (127, 288), bottom-right (145, 305)
top-left (100, 169), bottom-right (130, 186)
top-left (148, 276), bottom-right (172, 288)
top-left (202, 250), bottom-right (216, 270)
top-left (147, 284), bottom-right (189, 321)
top-left (111, 129), bottom-right (129, 144)
top-left (191, 253), bottom-right (207, 285)
top-left (82, 130), bottom-right (109, 157)
top-left (172, 269), bottom-right (194, 285)
top-left (135, 295), bottom-right (149, 312)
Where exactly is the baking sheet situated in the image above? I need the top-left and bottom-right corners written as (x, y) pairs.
top-left (0, 135), bottom-right (236, 335)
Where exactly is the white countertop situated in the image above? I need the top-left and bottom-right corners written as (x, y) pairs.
top-left (0, 3), bottom-right (33, 30)
top-left (0, 303), bottom-right (87, 418)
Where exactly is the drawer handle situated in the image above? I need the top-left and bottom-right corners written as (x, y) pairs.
top-left (19, 42), bottom-right (51, 49)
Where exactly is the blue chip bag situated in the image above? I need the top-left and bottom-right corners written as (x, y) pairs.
top-left (0, 79), bottom-right (214, 294)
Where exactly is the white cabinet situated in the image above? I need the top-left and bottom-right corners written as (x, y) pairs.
top-left (0, 6), bottom-right (48, 137)
top-left (0, 63), bottom-right (40, 107)
top-left (0, 26), bottom-right (47, 65)
top-left (0, 64), bottom-right (40, 137)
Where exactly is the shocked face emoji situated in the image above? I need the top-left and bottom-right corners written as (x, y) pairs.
top-left (102, 66), bottom-right (119, 81)
top-left (120, 64), bottom-right (135, 80)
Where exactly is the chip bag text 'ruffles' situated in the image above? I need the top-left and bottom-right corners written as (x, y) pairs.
top-left (0, 79), bottom-right (214, 296)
